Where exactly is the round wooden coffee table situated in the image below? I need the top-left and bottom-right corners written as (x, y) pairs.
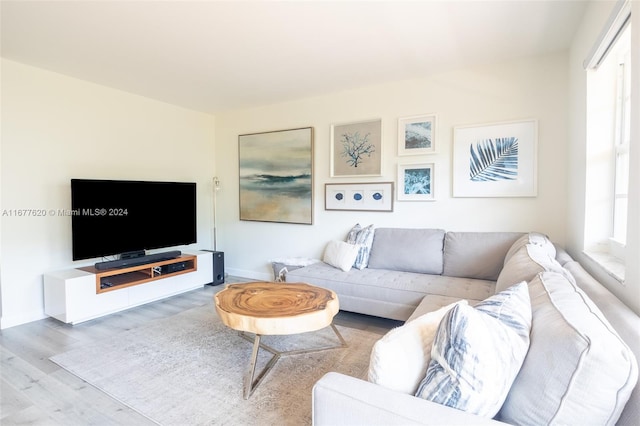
top-left (214, 282), bottom-right (347, 399)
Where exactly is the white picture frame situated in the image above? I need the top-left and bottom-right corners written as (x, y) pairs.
top-left (325, 182), bottom-right (394, 211)
top-left (397, 163), bottom-right (435, 201)
top-left (453, 119), bottom-right (538, 197)
top-left (398, 114), bottom-right (436, 155)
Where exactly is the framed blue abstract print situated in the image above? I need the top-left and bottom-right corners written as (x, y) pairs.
top-left (325, 182), bottom-right (393, 211)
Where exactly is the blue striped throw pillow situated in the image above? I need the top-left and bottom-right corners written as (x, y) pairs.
top-left (415, 281), bottom-right (531, 417)
top-left (346, 224), bottom-right (375, 270)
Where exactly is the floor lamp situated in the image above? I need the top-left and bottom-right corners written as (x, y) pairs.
top-left (208, 177), bottom-right (224, 285)
top-left (213, 176), bottom-right (220, 251)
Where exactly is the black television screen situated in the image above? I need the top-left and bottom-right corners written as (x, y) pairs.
top-left (71, 179), bottom-right (197, 261)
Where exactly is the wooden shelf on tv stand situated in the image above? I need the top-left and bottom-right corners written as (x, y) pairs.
top-left (78, 255), bottom-right (198, 294)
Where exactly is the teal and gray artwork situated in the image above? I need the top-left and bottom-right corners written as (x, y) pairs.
top-left (469, 137), bottom-right (518, 182)
top-left (405, 121), bottom-right (432, 149)
top-left (404, 168), bottom-right (431, 195)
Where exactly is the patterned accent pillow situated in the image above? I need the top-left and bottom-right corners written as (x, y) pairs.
top-left (415, 281), bottom-right (531, 417)
top-left (346, 224), bottom-right (375, 270)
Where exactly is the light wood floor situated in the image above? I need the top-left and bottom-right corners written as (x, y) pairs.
top-left (0, 277), bottom-right (401, 425)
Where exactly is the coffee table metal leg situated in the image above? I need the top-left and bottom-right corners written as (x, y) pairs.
top-left (330, 323), bottom-right (347, 348)
top-left (244, 333), bottom-right (281, 399)
top-left (239, 324), bottom-right (348, 399)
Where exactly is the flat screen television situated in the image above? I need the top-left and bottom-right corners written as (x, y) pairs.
top-left (71, 179), bottom-right (197, 261)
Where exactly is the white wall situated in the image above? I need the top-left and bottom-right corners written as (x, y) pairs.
top-left (214, 53), bottom-right (570, 281)
top-left (568, 0), bottom-right (640, 314)
top-left (0, 59), bottom-right (216, 328)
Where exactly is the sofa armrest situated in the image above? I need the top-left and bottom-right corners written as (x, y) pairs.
top-left (312, 372), bottom-right (508, 425)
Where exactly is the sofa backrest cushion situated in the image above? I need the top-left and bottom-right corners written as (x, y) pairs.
top-left (497, 271), bottom-right (638, 426)
top-left (367, 228), bottom-right (445, 274)
top-left (443, 232), bottom-right (523, 281)
top-left (563, 260), bottom-right (640, 425)
top-left (504, 232), bottom-right (556, 264)
top-left (495, 243), bottom-right (563, 293)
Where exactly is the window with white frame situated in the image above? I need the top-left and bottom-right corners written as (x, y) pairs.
top-left (613, 40), bottom-right (630, 247)
top-left (584, 1), bottom-right (631, 280)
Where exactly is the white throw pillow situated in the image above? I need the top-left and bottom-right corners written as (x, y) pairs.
top-left (367, 301), bottom-right (467, 394)
top-left (415, 282), bottom-right (532, 417)
top-left (323, 240), bottom-right (361, 272)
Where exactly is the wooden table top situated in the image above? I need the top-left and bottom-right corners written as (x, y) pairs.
top-left (214, 282), bottom-right (339, 336)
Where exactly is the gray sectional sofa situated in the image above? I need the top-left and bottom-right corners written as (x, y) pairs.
top-left (287, 229), bottom-right (525, 321)
top-left (285, 228), bottom-right (640, 425)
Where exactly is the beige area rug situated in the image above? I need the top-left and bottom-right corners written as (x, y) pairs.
top-left (50, 304), bottom-right (381, 425)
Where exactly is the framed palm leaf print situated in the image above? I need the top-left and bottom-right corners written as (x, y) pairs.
top-left (453, 120), bottom-right (537, 197)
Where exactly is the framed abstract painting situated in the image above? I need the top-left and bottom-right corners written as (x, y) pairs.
top-left (398, 114), bottom-right (436, 155)
top-left (238, 127), bottom-right (313, 224)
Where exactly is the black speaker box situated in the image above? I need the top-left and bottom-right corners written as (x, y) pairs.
top-left (207, 251), bottom-right (225, 285)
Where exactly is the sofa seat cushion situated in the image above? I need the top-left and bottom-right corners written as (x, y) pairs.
top-left (415, 282), bottom-right (531, 417)
top-left (407, 294), bottom-right (481, 322)
top-left (443, 232), bottom-right (523, 281)
top-left (367, 228), bottom-right (445, 274)
top-left (286, 262), bottom-right (496, 308)
top-left (497, 271), bottom-right (638, 425)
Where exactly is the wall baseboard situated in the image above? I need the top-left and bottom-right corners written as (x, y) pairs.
top-left (1, 310), bottom-right (47, 330)
top-left (226, 267), bottom-right (272, 282)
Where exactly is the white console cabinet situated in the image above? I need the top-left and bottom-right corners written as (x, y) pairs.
top-left (44, 250), bottom-right (213, 324)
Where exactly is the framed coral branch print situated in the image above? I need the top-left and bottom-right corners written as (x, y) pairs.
top-left (397, 163), bottom-right (435, 201)
top-left (398, 114), bottom-right (436, 155)
top-left (325, 182), bottom-right (394, 211)
top-left (453, 119), bottom-right (537, 197)
top-left (239, 127), bottom-right (313, 224)
top-left (331, 119), bottom-right (382, 177)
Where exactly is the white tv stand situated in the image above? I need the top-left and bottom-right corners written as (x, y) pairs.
top-left (44, 250), bottom-right (213, 324)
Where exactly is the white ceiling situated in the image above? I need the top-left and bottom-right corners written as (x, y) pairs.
top-left (1, 0), bottom-right (588, 114)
